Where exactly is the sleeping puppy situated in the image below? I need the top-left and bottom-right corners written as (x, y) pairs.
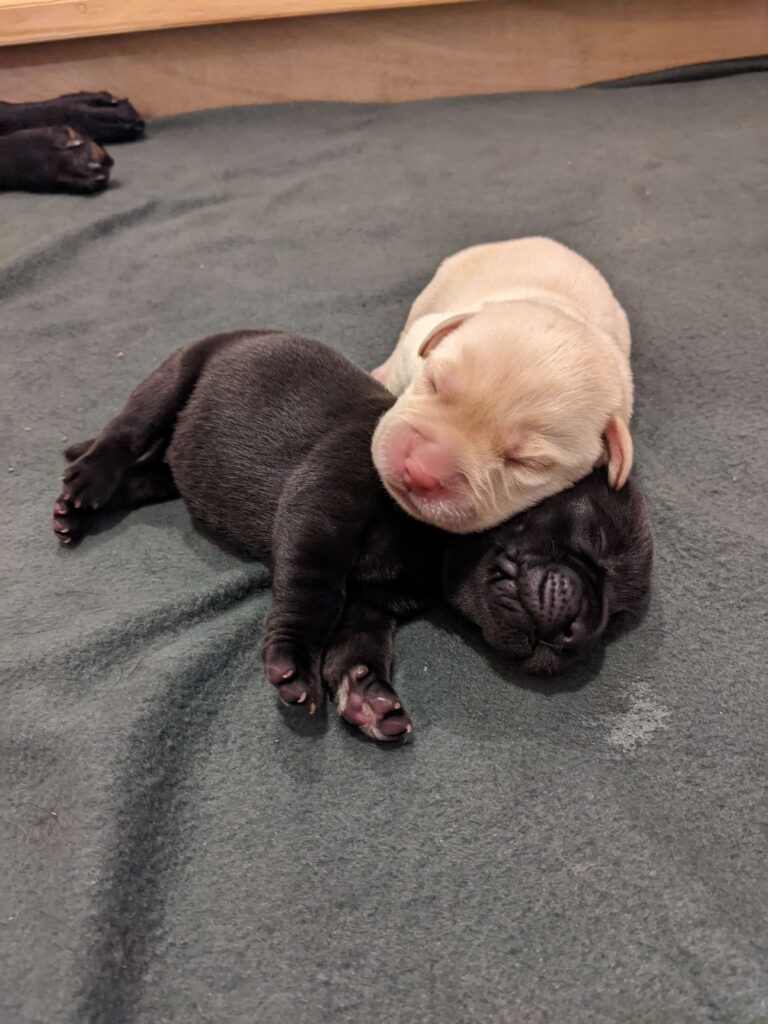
top-left (51, 331), bottom-right (652, 741)
top-left (371, 237), bottom-right (634, 533)
top-left (0, 92), bottom-right (144, 193)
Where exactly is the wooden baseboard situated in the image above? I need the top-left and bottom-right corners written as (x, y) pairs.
top-left (0, 0), bottom-right (766, 115)
top-left (0, 0), bottom-right (477, 46)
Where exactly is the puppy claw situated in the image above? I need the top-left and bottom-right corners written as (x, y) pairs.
top-left (266, 661), bottom-right (296, 685)
top-left (53, 494), bottom-right (79, 544)
top-left (276, 680), bottom-right (308, 706)
top-left (368, 693), bottom-right (399, 715)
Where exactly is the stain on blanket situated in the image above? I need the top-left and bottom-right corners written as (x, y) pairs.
top-left (604, 680), bottom-right (671, 753)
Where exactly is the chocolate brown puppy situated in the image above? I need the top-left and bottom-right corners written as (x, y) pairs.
top-left (52, 331), bottom-right (652, 741)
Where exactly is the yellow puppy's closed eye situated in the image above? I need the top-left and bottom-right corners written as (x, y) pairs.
top-left (502, 452), bottom-right (554, 472)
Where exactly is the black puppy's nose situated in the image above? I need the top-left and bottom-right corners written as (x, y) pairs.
top-left (521, 565), bottom-right (584, 640)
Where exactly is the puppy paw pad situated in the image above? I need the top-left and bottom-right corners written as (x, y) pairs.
top-left (337, 668), bottom-right (411, 742)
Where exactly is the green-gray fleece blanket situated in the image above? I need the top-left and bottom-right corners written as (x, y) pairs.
top-left (1, 72), bottom-right (766, 1024)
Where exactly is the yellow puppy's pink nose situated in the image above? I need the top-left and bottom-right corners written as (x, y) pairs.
top-left (402, 458), bottom-right (441, 494)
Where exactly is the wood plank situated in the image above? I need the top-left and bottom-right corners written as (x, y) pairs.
top-left (0, 0), bottom-right (766, 114)
top-left (0, 0), bottom-right (476, 46)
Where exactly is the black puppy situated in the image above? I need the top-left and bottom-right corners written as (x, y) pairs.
top-left (52, 331), bottom-right (652, 741)
top-left (0, 91), bottom-right (144, 194)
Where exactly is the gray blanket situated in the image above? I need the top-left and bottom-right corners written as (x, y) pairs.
top-left (2, 73), bottom-right (766, 1024)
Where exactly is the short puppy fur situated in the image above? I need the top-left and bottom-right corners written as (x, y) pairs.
top-left (372, 237), bottom-right (634, 533)
top-left (53, 331), bottom-right (652, 741)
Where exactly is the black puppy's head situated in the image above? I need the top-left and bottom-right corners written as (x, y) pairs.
top-left (442, 468), bottom-right (653, 674)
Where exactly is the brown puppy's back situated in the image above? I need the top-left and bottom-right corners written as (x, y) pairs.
top-left (168, 332), bottom-right (393, 559)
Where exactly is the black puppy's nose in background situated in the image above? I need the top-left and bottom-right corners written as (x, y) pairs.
top-left (521, 564), bottom-right (584, 642)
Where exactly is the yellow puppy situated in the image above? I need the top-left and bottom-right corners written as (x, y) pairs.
top-left (371, 237), bottom-right (633, 533)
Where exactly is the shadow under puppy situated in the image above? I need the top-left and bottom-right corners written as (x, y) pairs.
top-left (52, 331), bottom-right (653, 742)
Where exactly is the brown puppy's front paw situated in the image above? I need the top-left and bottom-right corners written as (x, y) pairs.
top-left (60, 451), bottom-right (123, 510)
top-left (263, 644), bottom-right (325, 714)
top-left (52, 495), bottom-right (84, 546)
top-left (335, 665), bottom-right (412, 742)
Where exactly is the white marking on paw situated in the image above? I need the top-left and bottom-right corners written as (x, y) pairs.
top-left (336, 678), bottom-right (350, 715)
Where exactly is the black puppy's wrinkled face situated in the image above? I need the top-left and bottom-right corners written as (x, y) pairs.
top-left (442, 468), bottom-right (653, 674)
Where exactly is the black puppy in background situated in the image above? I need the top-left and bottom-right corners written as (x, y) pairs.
top-left (52, 331), bottom-right (653, 742)
top-left (0, 91), bottom-right (144, 194)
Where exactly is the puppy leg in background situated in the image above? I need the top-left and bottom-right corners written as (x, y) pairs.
top-left (58, 332), bottom-right (239, 513)
top-left (263, 456), bottom-right (377, 715)
top-left (370, 351), bottom-right (399, 386)
top-left (0, 92), bottom-right (144, 143)
top-left (0, 125), bottom-right (113, 194)
top-left (0, 93), bottom-right (143, 193)
top-left (322, 603), bottom-right (411, 742)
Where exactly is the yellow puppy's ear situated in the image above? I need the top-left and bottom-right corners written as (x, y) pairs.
top-left (417, 313), bottom-right (472, 357)
top-left (603, 416), bottom-right (633, 489)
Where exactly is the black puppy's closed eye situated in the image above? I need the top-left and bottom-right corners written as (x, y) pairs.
top-left (596, 525), bottom-right (608, 556)
top-left (571, 504), bottom-right (607, 557)
top-left (509, 514), bottom-right (528, 534)
top-left (574, 524), bottom-right (608, 566)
